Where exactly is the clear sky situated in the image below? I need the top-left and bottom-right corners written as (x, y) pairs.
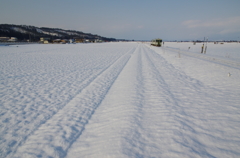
top-left (1, 0), bottom-right (240, 41)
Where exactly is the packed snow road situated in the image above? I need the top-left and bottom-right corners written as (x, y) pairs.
top-left (0, 42), bottom-right (240, 158)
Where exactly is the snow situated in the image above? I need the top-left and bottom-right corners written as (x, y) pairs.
top-left (36, 28), bottom-right (61, 36)
top-left (0, 42), bottom-right (240, 158)
top-left (11, 27), bottom-right (28, 34)
top-left (55, 30), bottom-right (80, 36)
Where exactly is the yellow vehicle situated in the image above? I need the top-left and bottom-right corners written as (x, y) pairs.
top-left (151, 38), bottom-right (162, 47)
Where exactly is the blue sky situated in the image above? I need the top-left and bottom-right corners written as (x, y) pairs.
top-left (1, 0), bottom-right (240, 41)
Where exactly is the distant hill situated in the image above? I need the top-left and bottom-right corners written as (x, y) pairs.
top-left (0, 24), bottom-right (116, 42)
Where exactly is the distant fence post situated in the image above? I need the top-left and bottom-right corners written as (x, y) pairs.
top-left (204, 37), bottom-right (208, 54)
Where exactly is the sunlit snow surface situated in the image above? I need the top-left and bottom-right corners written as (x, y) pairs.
top-left (0, 42), bottom-right (240, 158)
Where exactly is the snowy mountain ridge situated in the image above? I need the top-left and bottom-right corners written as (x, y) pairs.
top-left (0, 24), bottom-right (116, 41)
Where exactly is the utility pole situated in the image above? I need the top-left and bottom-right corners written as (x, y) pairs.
top-left (201, 37), bottom-right (205, 53)
top-left (204, 37), bottom-right (208, 54)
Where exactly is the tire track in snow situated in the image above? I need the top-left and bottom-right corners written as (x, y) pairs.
top-left (121, 45), bottom-right (147, 157)
top-left (123, 45), bottom-right (229, 157)
top-left (64, 44), bottom-right (204, 157)
top-left (65, 44), bottom-right (143, 158)
top-left (122, 45), bottom-right (188, 157)
top-left (137, 46), bottom-right (199, 157)
top-left (12, 48), bottom-right (135, 158)
top-left (142, 46), bottom-right (216, 157)
top-left (1, 46), bottom-right (131, 158)
top-left (1, 49), bottom-right (129, 158)
top-left (140, 46), bottom-right (240, 157)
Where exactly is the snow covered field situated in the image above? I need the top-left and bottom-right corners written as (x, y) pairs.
top-left (0, 42), bottom-right (240, 158)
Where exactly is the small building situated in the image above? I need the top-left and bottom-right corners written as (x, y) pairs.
top-left (60, 39), bottom-right (68, 44)
top-left (40, 37), bottom-right (51, 44)
top-left (84, 39), bottom-right (95, 43)
top-left (0, 37), bottom-right (10, 41)
top-left (95, 39), bottom-right (103, 43)
top-left (43, 40), bottom-right (49, 44)
top-left (69, 39), bottom-right (75, 43)
top-left (8, 37), bottom-right (18, 42)
top-left (52, 39), bottom-right (62, 43)
top-left (40, 37), bottom-right (50, 42)
top-left (84, 39), bottom-right (90, 43)
top-left (75, 39), bottom-right (84, 43)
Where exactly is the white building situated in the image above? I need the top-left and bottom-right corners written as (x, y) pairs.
top-left (8, 37), bottom-right (18, 42)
